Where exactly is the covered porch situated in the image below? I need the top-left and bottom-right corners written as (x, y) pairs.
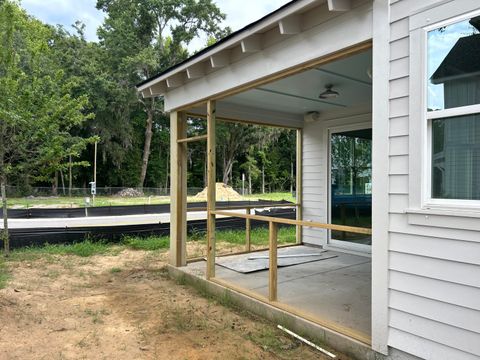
top-left (136, 0), bottom-right (390, 357)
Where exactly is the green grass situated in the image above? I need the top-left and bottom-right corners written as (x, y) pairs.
top-left (1, 226), bottom-right (296, 263)
top-left (6, 240), bottom-right (115, 261)
top-left (122, 235), bottom-right (170, 251)
top-left (0, 259), bottom-right (10, 289)
top-left (7, 192), bottom-right (295, 208)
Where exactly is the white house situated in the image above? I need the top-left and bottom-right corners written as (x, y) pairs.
top-left (136, 1), bottom-right (480, 359)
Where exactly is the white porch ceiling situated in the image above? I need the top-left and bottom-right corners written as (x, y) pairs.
top-left (189, 49), bottom-right (372, 127)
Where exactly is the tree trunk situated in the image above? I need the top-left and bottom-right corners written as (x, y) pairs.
top-left (52, 171), bottom-right (58, 196)
top-left (139, 103), bottom-right (154, 189)
top-left (1, 180), bottom-right (9, 256)
top-left (69, 155), bottom-right (72, 197)
top-left (165, 148), bottom-right (170, 195)
top-left (290, 161), bottom-right (293, 194)
top-left (60, 169), bottom-right (66, 196)
top-left (261, 164), bottom-right (265, 194)
top-left (248, 166), bottom-right (252, 195)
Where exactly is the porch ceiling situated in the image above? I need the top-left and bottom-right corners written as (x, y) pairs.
top-left (188, 49), bottom-right (372, 127)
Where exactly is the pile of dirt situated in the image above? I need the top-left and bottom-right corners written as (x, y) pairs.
top-left (193, 182), bottom-right (242, 201)
top-left (116, 188), bottom-right (144, 197)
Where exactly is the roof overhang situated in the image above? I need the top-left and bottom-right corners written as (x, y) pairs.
top-left (136, 0), bottom-right (353, 98)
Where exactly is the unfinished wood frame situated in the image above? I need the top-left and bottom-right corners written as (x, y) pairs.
top-left (296, 129), bottom-right (303, 244)
top-left (206, 100), bottom-right (216, 279)
top-left (207, 211), bottom-right (371, 345)
top-left (170, 111), bottom-right (187, 266)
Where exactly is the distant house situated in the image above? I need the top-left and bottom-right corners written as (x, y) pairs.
top-left (137, 1), bottom-right (480, 359)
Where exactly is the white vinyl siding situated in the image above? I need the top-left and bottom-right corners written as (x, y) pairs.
top-left (388, 1), bottom-right (480, 359)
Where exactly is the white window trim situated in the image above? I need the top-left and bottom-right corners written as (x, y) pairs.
top-left (421, 10), bottom-right (480, 211)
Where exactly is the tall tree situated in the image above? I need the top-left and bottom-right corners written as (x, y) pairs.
top-left (0, 1), bottom-right (95, 255)
top-left (96, 0), bottom-right (230, 188)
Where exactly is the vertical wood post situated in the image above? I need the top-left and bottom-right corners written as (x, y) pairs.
top-left (206, 100), bottom-right (216, 279)
top-left (269, 221), bottom-right (278, 302)
top-left (245, 208), bottom-right (251, 252)
top-left (296, 129), bottom-right (303, 244)
top-left (169, 111), bottom-right (187, 267)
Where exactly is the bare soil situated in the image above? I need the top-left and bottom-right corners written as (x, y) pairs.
top-left (0, 247), bottom-right (341, 360)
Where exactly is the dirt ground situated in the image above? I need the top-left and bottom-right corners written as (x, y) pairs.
top-left (0, 246), bottom-right (343, 360)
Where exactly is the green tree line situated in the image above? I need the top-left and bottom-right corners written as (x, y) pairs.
top-left (1, 0), bottom-right (297, 196)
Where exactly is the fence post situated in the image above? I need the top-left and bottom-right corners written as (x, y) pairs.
top-left (245, 208), bottom-right (251, 252)
top-left (269, 221), bottom-right (278, 302)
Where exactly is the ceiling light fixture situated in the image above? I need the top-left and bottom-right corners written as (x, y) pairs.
top-left (319, 84), bottom-right (339, 99)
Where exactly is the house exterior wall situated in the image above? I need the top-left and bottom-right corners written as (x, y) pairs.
top-left (301, 113), bottom-right (372, 247)
top-left (386, 1), bottom-right (480, 359)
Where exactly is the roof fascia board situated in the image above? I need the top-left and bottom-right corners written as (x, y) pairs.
top-left (136, 0), bottom-right (323, 91)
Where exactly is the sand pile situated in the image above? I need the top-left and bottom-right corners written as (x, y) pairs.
top-left (193, 182), bottom-right (242, 201)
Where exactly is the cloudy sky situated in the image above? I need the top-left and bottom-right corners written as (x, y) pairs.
top-left (21, 0), bottom-right (291, 51)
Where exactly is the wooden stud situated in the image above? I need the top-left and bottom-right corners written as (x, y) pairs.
top-left (206, 100), bottom-right (217, 279)
top-left (269, 221), bottom-right (278, 302)
top-left (296, 129), bottom-right (303, 244)
top-left (169, 111), bottom-right (187, 266)
top-left (177, 134), bottom-right (208, 144)
top-left (245, 208), bottom-right (251, 252)
top-left (211, 210), bottom-right (372, 235)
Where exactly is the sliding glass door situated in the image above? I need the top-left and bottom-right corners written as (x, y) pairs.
top-left (329, 128), bottom-right (372, 250)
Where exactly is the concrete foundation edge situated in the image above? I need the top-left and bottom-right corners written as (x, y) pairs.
top-left (167, 264), bottom-right (383, 360)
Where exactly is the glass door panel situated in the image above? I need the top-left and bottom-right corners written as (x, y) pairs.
top-left (330, 129), bottom-right (372, 246)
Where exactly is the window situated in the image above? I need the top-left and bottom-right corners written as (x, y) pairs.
top-left (427, 15), bottom-right (480, 202)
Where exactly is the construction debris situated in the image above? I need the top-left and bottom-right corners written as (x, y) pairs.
top-left (193, 182), bottom-right (242, 201)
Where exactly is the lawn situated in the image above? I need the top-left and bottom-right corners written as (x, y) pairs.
top-left (6, 191), bottom-right (295, 209)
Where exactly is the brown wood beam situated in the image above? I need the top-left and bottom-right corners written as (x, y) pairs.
top-left (206, 100), bottom-right (216, 279)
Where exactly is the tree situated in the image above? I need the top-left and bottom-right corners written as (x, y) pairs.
top-left (96, 0), bottom-right (230, 188)
top-left (0, 1), bottom-right (95, 255)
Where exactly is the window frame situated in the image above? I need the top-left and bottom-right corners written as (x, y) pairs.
top-left (422, 11), bottom-right (480, 210)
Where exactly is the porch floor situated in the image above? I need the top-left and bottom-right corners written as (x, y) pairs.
top-left (184, 245), bottom-right (372, 338)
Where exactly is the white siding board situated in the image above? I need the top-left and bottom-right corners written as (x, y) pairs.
top-left (389, 194), bottom-right (409, 213)
top-left (389, 252), bottom-right (480, 288)
top-left (389, 328), bottom-right (480, 360)
top-left (389, 213), bottom-right (480, 243)
top-left (389, 308), bottom-right (480, 356)
top-left (389, 155), bottom-right (409, 175)
top-left (389, 136), bottom-right (409, 155)
top-left (389, 271), bottom-right (480, 311)
top-left (389, 175), bottom-right (409, 194)
top-left (390, 18), bottom-right (409, 42)
top-left (390, 37), bottom-right (409, 61)
top-left (390, 0), bottom-right (454, 22)
top-left (390, 290), bottom-right (480, 334)
top-left (389, 97), bottom-right (409, 118)
top-left (390, 232), bottom-right (480, 265)
top-left (389, 77), bottom-right (409, 99)
top-left (389, 116), bottom-right (409, 137)
top-left (390, 57), bottom-right (409, 80)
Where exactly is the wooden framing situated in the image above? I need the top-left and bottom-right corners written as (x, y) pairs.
top-left (169, 111), bottom-right (187, 266)
top-left (269, 222), bottom-right (278, 301)
top-left (296, 129), bottom-right (303, 244)
top-left (245, 208), bottom-right (251, 252)
top-left (206, 100), bottom-right (216, 279)
top-left (177, 134), bottom-right (208, 143)
top-left (211, 210), bottom-right (372, 235)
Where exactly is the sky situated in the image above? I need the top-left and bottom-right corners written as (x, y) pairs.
top-left (20, 0), bottom-right (291, 52)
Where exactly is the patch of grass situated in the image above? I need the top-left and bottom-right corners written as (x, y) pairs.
top-left (122, 235), bottom-right (169, 251)
top-left (7, 239), bottom-right (114, 260)
top-left (216, 226), bottom-right (296, 246)
top-left (0, 259), bottom-right (10, 289)
top-left (109, 267), bottom-right (122, 273)
top-left (84, 308), bottom-right (110, 324)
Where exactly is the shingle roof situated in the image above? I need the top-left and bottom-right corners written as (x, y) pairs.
top-left (430, 33), bottom-right (480, 84)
